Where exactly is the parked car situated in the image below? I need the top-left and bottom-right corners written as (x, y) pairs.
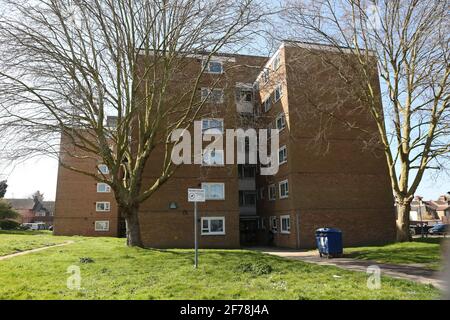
top-left (21, 222), bottom-right (47, 231)
top-left (428, 224), bottom-right (449, 235)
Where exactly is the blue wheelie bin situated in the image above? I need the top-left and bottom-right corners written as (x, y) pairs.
top-left (315, 228), bottom-right (343, 258)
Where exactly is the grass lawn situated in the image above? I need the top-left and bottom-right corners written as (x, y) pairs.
top-left (344, 238), bottom-right (447, 270)
top-left (0, 230), bottom-right (72, 256)
top-left (0, 231), bottom-right (440, 300)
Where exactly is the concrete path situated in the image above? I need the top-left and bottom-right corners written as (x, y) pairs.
top-left (251, 247), bottom-right (446, 290)
top-left (0, 241), bottom-right (75, 261)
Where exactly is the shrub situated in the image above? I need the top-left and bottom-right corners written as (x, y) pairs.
top-left (79, 257), bottom-right (95, 264)
top-left (236, 261), bottom-right (273, 276)
top-left (0, 220), bottom-right (20, 230)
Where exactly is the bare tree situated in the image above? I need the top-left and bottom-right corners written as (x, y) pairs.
top-left (281, 0), bottom-right (449, 241)
top-left (0, 0), bottom-right (267, 246)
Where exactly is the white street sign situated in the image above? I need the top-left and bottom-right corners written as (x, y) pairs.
top-left (188, 188), bottom-right (205, 202)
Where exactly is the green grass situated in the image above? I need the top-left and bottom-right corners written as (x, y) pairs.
top-left (0, 232), bottom-right (440, 300)
top-left (344, 238), bottom-right (447, 270)
top-left (0, 230), bottom-right (72, 256)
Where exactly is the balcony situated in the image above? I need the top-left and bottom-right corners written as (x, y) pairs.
top-left (239, 191), bottom-right (256, 216)
top-left (236, 84), bottom-right (254, 114)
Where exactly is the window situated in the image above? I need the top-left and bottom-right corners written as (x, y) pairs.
top-left (97, 183), bottom-right (111, 193)
top-left (262, 97), bottom-right (271, 112)
top-left (201, 183), bottom-right (225, 200)
top-left (201, 118), bottom-right (224, 135)
top-left (270, 216), bottom-right (278, 233)
top-left (95, 220), bottom-right (109, 231)
top-left (202, 149), bottom-right (224, 166)
top-left (201, 217), bottom-right (225, 235)
top-left (279, 180), bottom-right (289, 199)
top-left (261, 68), bottom-right (269, 84)
top-left (278, 146), bottom-right (287, 165)
top-left (35, 211), bottom-right (46, 217)
top-left (96, 202), bottom-right (110, 212)
top-left (201, 88), bottom-right (224, 104)
top-left (276, 113), bottom-right (286, 130)
top-left (202, 60), bottom-right (223, 74)
top-left (268, 184), bottom-right (276, 201)
top-left (239, 89), bottom-right (253, 102)
top-left (274, 83), bottom-right (283, 102)
top-left (272, 52), bottom-right (281, 70)
top-left (280, 215), bottom-right (290, 234)
top-left (98, 164), bottom-right (109, 175)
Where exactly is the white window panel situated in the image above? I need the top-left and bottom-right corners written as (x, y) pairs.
top-left (278, 146), bottom-right (287, 165)
top-left (279, 180), bottom-right (289, 199)
top-left (201, 118), bottom-right (224, 135)
top-left (272, 52), bottom-right (281, 70)
top-left (97, 183), bottom-right (111, 193)
top-left (202, 60), bottom-right (223, 74)
top-left (270, 216), bottom-right (278, 233)
top-left (201, 183), bottom-right (225, 200)
top-left (201, 217), bottom-right (225, 235)
top-left (202, 149), bottom-right (224, 166)
top-left (274, 83), bottom-right (283, 102)
top-left (280, 215), bottom-right (291, 233)
top-left (96, 202), bottom-right (111, 212)
top-left (263, 98), bottom-right (272, 112)
top-left (201, 88), bottom-right (224, 104)
top-left (95, 220), bottom-right (110, 231)
top-left (276, 113), bottom-right (286, 130)
top-left (98, 164), bottom-right (109, 174)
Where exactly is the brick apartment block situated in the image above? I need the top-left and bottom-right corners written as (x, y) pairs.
top-left (54, 41), bottom-right (396, 249)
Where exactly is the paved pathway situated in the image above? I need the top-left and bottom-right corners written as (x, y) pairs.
top-left (0, 241), bottom-right (75, 261)
top-left (251, 247), bottom-right (446, 290)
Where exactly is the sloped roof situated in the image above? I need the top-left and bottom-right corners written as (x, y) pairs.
top-left (4, 198), bottom-right (34, 210)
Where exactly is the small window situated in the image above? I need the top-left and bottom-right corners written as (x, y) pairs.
top-left (272, 52), bottom-right (281, 71)
top-left (276, 113), bottom-right (286, 130)
top-left (203, 60), bottom-right (223, 74)
top-left (278, 146), bottom-right (287, 165)
top-left (97, 183), bottom-right (111, 193)
top-left (261, 68), bottom-right (269, 84)
top-left (280, 215), bottom-right (290, 234)
top-left (274, 84), bottom-right (283, 102)
top-left (95, 220), bottom-right (109, 231)
top-left (279, 180), bottom-right (289, 199)
top-left (268, 184), bottom-right (276, 201)
top-left (96, 202), bottom-right (111, 212)
top-left (270, 216), bottom-right (278, 233)
top-left (239, 89), bottom-right (253, 102)
top-left (201, 183), bottom-right (225, 200)
top-left (262, 98), bottom-right (271, 113)
top-left (201, 88), bottom-right (224, 104)
top-left (202, 149), bottom-right (224, 166)
top-left (201, 118), bottom-right (224, 135)
top-left (201, 217), bottom-right (225, 235)
top-left (98, 164), bottom-right (109, 175)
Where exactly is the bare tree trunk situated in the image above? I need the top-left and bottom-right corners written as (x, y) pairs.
top-left (396, 199), bottom-right (412, 242)
top-left (122, 205), bottom-right (143, 247)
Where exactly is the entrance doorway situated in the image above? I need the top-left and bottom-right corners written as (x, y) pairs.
top-left (240, 218), bottom-right (258, 245)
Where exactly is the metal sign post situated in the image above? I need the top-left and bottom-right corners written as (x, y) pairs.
top-left (188, 188), bottom-right (205, 268)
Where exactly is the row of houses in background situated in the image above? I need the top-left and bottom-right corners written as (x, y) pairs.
top-left (5, 191), bottom-right (54, 227)
top-left (410, 193), bottom-right (450, 224)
